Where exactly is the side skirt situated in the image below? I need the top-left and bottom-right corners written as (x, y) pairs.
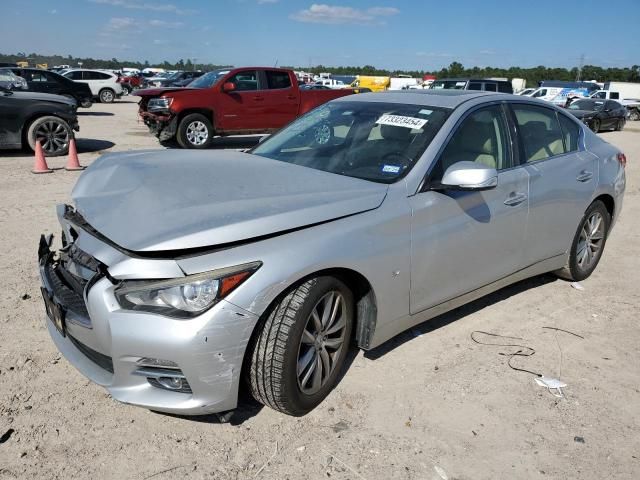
top-left (365, 254), bottom-right (566, 350)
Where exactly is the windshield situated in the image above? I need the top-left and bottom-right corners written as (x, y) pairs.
top-left (165, 71), bottom-right (182, 80)
top-left (431, 80), bottom-right (467, 90)
top-left (252, 101), bottom-right (450, 184)
top-left (568, 99), bottom-right (603, 111)
top-left (189, 70), bottom-right (229, 89)
top-left (0, 70), bottom-right (18, 81)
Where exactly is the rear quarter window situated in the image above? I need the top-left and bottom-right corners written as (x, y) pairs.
top-left (557, 113), bottom-right (581, 152)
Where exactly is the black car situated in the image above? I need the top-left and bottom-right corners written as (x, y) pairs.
top-left (0, 87), bottom-right (79, 156)
top-left (1, 67), bottom-right (93, 108)
top-left (430, 78), bottom-right (513, 94)
top-left (565, 98), bottom-right (626, 133)
top-left (149, 71), bottom-right (204, 87)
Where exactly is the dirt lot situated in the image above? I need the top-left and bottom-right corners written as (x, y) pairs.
top-left (0, 100), bottom-right (638, 480)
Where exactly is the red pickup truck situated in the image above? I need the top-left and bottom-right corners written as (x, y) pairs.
top-left (135, 67), bottom-right (362, 148)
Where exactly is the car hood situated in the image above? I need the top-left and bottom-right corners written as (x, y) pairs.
top-left (71, 150), bottom-right (388, 252)
top-left (134, 86), bottom-right (197, 97)
top-left (8, 90), bottom-right (76, 106)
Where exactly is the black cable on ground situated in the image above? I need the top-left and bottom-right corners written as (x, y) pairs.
top-left (470, 330), bottom-right (542, 377)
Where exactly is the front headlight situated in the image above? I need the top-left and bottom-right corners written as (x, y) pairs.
top-left (114, 261), bottom-right (261, 318)
top-left (147, 97), bottom-right (173, 112)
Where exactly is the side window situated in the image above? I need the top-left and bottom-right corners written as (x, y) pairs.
top-left (513, 104), bottom-right (566, 162)
top-left (67, 71), bottom-right (83, 80)
top-left (498, 82), bottom-right (512, 93)
top-left (30, 71), bottom-right (49, 82)
top-left (483, 83), bottom-right (497, 92)
top-left (604, 100), bottom-right (617, 110)
top-left (468, 82), bottom-right (482, 90)
top-left (558, 113), bottom-right (580, 152)
top-left (432, 106), bottom-right (510, 180)
top-left (592, 91), bottom-right (605, 99)
top-left (265, 70), bottom-right (292, 90)
top-left (228, 70), bottom-right (258, 91)
top-left (610, 91), bottom-right (619, 99)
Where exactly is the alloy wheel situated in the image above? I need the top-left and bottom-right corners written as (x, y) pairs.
top-left (34, 120), bottom-right (70, 155)
top-left (576, 211), bottom-right (605, 271)
top-left (296, 291), bottom-right (348, 395)
top-left (185, 121), bottom-right (209, 146)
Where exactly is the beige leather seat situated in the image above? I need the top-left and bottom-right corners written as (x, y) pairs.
top-left (520, 121), bottom-right (564, 161)
top-left (441, 119), bottom-right (497, 172)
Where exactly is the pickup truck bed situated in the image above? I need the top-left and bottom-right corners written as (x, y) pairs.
top-left (135, 67), bottom-right (362, 148)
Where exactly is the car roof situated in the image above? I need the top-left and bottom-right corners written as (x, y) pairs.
top-left (335, 90), bottom-right (501, 108)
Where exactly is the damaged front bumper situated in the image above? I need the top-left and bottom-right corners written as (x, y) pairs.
top-left (139, 110), bottom-right (178, 142)
top-left (37, 220), bottom-right (259, 415)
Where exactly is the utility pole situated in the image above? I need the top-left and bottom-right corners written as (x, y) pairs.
top-left (576, 53), bottom-right (584, 81)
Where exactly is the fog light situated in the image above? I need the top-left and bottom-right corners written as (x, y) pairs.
top-left (157, 376), bottom-right (185, 390)
top-left (137, 357), bottom-right (179, 369)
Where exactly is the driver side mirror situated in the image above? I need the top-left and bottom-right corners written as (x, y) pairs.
top-left (222, 82), bottom-right (236, 93)
top-left (435, 161), bottom-right (498, 191)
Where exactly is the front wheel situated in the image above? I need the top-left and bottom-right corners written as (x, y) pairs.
top-left (176, 113), bottom-right (214, 149)
top-left (246, 277), bottom-right (354, 416)
top-left (555, 200), bottom-right (610, 281)
top-left (629, 109), bottom-right (640, 121)
top-left (616, 118), bottom-right (625, 131)
top-left (590, 119), bottom-right (600, 133)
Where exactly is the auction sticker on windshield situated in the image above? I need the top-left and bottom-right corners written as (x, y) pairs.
top-left (376, 114), bottom-right (428, 129)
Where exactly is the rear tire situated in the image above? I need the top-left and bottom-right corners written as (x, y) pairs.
top-left (616, 118), bottom-right (625, 131)
top-left (245, 277), bottom-right (354, 416)
top-left (176, 113), bottom-right (214, 149)
top-left (99, 88), bottom-right (115, 103)
top-left (629, 109), bottom-right (640, 121)
top-left (26, 116), bottom-right (72, 157)
top-left (591, 119), bottom-right (600, 133)
top-left (555, 200), bottom-right (610, 281)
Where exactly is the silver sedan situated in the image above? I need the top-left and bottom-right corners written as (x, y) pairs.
top-left (38, 91), bottom-right (626, 417)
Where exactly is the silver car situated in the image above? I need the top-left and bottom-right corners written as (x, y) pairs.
top-left (38, 91), bottom-right (626, 417)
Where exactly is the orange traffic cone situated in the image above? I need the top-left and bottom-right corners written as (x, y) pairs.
top-left (32, 140), bottom-right (53, 174)
top-left (65, 138), bottom-right (85, 171)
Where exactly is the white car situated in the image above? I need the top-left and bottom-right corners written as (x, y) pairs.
top-left (61, 69), bottom-right (123, 103)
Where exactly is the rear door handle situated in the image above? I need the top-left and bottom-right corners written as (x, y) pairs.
top-left (287, 95), bottom-right (296, 100)
top-left (504, 192), bottom-right (527, 206)
top-left (252, 96), bottom-right (264, 101)
top-left (576, 170), bottom-right (593, 182)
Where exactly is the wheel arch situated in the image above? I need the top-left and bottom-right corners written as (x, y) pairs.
top-left (176, 108), bottom-right (215, 129)
top-left (593, 193), bottom-right (615, 224)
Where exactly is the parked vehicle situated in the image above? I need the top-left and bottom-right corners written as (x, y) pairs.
top-left (39, 91), bottom-right (625, 418)
top-left (147, 71), bottom-right (204, 87)
top-left (511, 78), bottom-right (527, 93)
top-left (565, 98), bottom-right (627, 132)
top-left (0, 69), bottom-right (27, 90)
top-left (118, 72), bottom-right (147, 94)
top-left (141, 68), bottom-right (166, 77)
top-left (598, 81), bottom-right (640, 101)
top-left (389, 76), bottom-right (418, 90)
top-left (530, 81), bottom-right (599, 105)
top-left (589, 87), bottom-right (640, 121)
top-left (135, 67), bottom-right (361, 148)
top-left (430, 78), bottom-right (513, 93)
top-left (349, 75), bottom-right (390, 92)
top-left (313, 78), bottom-right (346, 89)
top-left (0, 87), bottom-right (79, 156)
top-left (2, 67), bottom-right (93, 108)
top-left (517, 87), bottom-right (536, 96)
top-left (61, 69), bottom-right (124, 103)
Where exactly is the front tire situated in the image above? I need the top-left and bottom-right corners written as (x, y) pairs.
top-left (616, 118), bottom-right (625, 131)
top-left (176, 113), bottom-right (214, 149)
top-left (590, 119), bottom-right (600, 133)
top-left (246, 277), bottom-right (354, 416)
top-left (99, 88), bottom-right (115, 103)
top-left (629, 108), bottom-right (640, 121)
top-left (555, 200), bottom-right (610, 281)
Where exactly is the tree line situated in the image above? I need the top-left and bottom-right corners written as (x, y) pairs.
top-left (2, 53), bottom-right (639, 86)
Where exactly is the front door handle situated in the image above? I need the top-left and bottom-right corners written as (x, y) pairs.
top-left (576, 170), bottom-right (593, 182)
top-left (504, 192), bottom-right (527, 206)
top-left (252, 96), bottom-right (265, 101)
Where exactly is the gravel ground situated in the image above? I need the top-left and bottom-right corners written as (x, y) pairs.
top-left (0, 100), bottom-right (639, 480)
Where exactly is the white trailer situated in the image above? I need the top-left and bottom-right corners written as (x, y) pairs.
top-left (603, 82), bottom-right (640, 100)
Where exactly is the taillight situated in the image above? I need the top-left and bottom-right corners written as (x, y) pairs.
top-left (617, 152), bottom-right (627, 168)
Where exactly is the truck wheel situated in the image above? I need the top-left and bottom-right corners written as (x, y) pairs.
top-left (177, 113), bottom-right (214, 149)
top-left (246, 277), bottom-right (354, 416)
top-left (99, 88), bottom-right (115, 103)
top-left (26, 116), bottom-right (72, 157)
top-left (629, 109), bottom-right (640, 121)
top-left (554, 200), bottom-right (610, 282)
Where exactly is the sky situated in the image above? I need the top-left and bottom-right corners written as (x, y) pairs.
top-left (2, 0), bottom-right (639, 71)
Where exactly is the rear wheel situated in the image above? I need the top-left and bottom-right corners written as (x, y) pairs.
top-left (176, 113), bottom-right (214, 149)
top-left (26, 116), bottom-right (72, 157)
top-left (246, 277), bottom-right (354, 416)
top-left (555, 200), bottom-right (610, 281)
top-left (629, 108), bottom-right (640, 121)
top-left (99, 88), bottom-right (115, 103)
top-left (616, 118), bottom-right (624, 131)
top-left (590, 119), bottom-right (600, 133)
